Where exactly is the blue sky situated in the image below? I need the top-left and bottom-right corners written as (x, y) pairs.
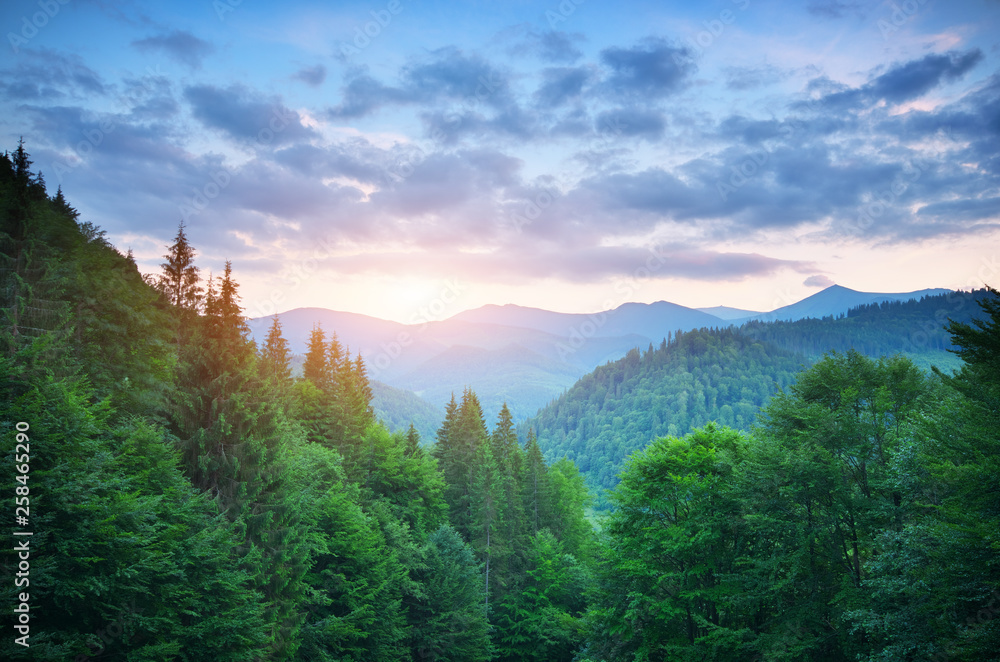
top-left (2, 0), bottom-right (999, 322)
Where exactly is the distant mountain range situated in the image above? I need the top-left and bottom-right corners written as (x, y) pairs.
top-left (737, 285), bottom-right (951, 323)
top-left (249, 285), bottom-right (952, 432)
top-left (524, 288), bottom-right (990, 501)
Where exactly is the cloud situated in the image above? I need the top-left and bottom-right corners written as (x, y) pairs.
top-left (132, 30), bottom-right (215, 69)
top-left (723, 64), bottom-right (791, 91)
top-left (326, 75), bottom-right (412, 118)
top-left (292, 64), bottom-right (327, 87)
top-left (327, 49), bottom-right (510, 119)
top-left (0, 49), bottom-right (106, 102)
top-left (806, 0), bottom-right (865, 19)
top-left (299, 245), bottom-right (814, 285)
top-left (534, 66), bottom-right (590, 107)
top-left (594, 108), bottom-right (666, 140)
top-left (507, 28), bottom-right (585, 63)
top-left (184, 84), bottom-right (317, 146)
top-left (599, 38), bottom-right (696, 99)
top-left (809, 50), bottom-right (984, 112)
top-left (803, 274), bottom-right (835, 288)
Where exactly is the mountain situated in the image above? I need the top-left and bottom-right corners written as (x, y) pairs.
top-left (740, 284), bottom-right (952, 323)
top-left (393, 343), bottom-right (584, 422)
top-left (370, 380), bottom-right (443, 443)
top-left (594, 301), bottom-right (724, 340)
top-left (249, 308), bottom-right (650, 423)
top-left (521, 328), bottom-right (803, 504)
top-left (448, 304), bottom-right (603, 337)
top-left (250, 285), bottom-right (960, 436)
top-left (697, 305), bottom-right (762, 320)
top-left (450, 300), bottom-right (723, 341)
top-left (525, 289), bottom-right (990, 503)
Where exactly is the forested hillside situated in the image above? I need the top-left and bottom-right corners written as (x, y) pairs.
top-left (0, 142), bottom-right (593, 662)
top-left (526, 290), bottom-right (992, 501)
top-left (740, 289), bottom-right (992, 371)
top-left (523, 329), bottom-right (804, 499)
top-left (2, 140), bottom-right (997, 661)
top-left (587, 330), bottom-right (1000, 661)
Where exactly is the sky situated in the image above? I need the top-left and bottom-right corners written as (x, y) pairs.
top-left (2, 0), bottom-right (999, 324)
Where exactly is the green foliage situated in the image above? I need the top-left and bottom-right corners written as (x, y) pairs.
top-left (590, 425), bottom-right (752, 662)
top-left (407, 525), bottom-right (493, 662)
top-left (525, 328), bottom-right (803, 501)
top-left (370, 379), bottom-right (444, 442)
top-left (291, 443), bottom-right (410, 661)
top-left (741, 289), bottom-right (993, 371)
top-left (588, 339), bottom-right (1000, 661)
top-left (8, 141), bottom-right (995, 662)
top-left (0, 342), bottom-right (269, 662)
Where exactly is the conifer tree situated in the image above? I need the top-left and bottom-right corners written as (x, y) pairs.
top-left (260, 315), bottom-right (292, 382)
top-left (303, 324), bottom-right (328, 387)
top-left (157, 222), bottom-right (202, 311)
top-left (52, 185), bottom-right (79, 221)
top-left (174, 261), bottom-right (307, 660)
top-left (408, 525), bottom-right (493, 662)
top-left (522, 429), bottom-right (551, 536)
top-left (405, 423), bottom-right (421, 457)
top-left (471, 440), bottom-right (504, 609)
top-left (435, 388), bottom-right (488, 539)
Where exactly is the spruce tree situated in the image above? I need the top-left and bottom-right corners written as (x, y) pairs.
top-left (174, 261), bottom-right (307, 660)
top-left (260, 315), bottom-right (292, 382)
top-left (303, 324), bottom-right (328, 387)
top-left (157, 222), bottom-right (202, 311)
top-left (522, 429), bottom-right (551, 536)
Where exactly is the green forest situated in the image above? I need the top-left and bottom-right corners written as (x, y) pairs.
top-left (525, 290), bottom-right (993, 505)
top-left (2, 141), bottom-right (999, 660)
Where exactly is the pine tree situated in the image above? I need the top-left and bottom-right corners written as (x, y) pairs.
top-left (52, 185), bottom-right (79, 221)
top-left (522, 429), bottom-right (551, 536)
top-left (260, 315), bottom-right (292, 382)
top-left (471, 440), bottom-right (503, 610)
top-left (157, 222), bottom-right (202, 311)
top-left (405, 423), bottom-right (421, 457)
top-left (407, 525), bottom-right (493, 662)
top-left (174, 263), bottom-right (307, 660)
top-left (435, 388), bottom-right (488, 539)
top-left (303, 324), bottom-right (328, 387)
top-left (8, 137), bottom-right (31, 238)
top-left (206, 260), bottom-right (250, 351)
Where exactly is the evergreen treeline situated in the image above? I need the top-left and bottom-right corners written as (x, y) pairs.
top-left (525, 292), bottom-right (993, 503)
top-left (0, 142), bottom-right (594, 661)
top-left (740, 289), bottom-right (993, 370)
top-left (2, 140), bottom-right (996, 661)
top-left (585, 298), bottom-right (1000, 659)
top-left (523, 328), bottom-right (805, 501)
